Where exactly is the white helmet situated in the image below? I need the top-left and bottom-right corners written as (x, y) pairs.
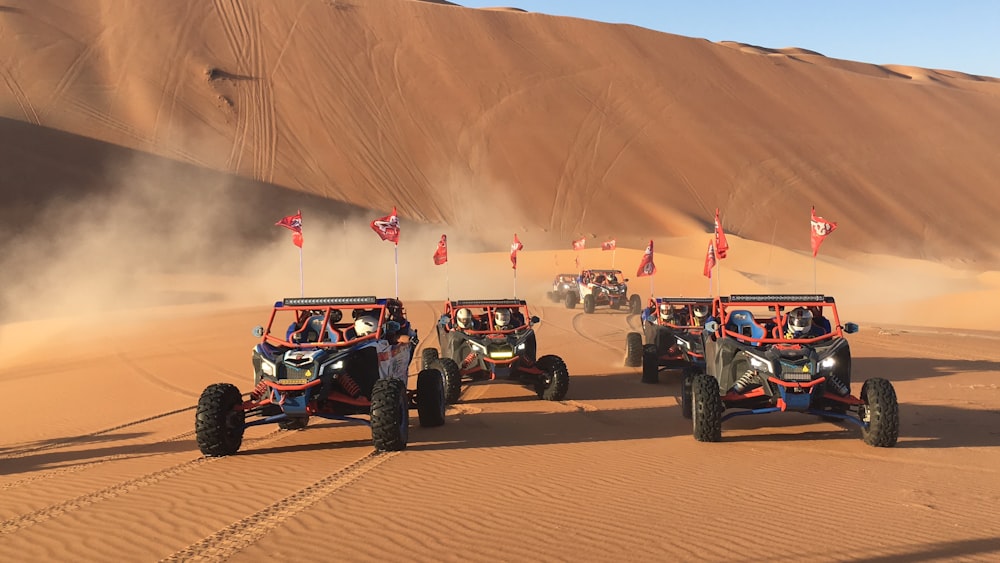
top-left (788, 307), bottom-right (813, 333)
top-left (494, 308), bottom-right (511, 328)
top-left (658, 303), bottom-right (672, 322)
top-left (456, 308), bottom-right (473, 329)
top-left (354, 315), bottom-right (378, 336)
top-left (693, 305), bottom-right (709, 319)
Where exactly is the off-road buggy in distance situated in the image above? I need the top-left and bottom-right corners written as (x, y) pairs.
top-left (690, 294), bottom-right (899, 447)
top-left (422, 299), bottom-right (569, 403)
top-left (547, 273), bottom-right (579, 304)
top-left (564, 269), bottom-right (642, 314)
top-left (195, 296), bottom-right (446, 457)
top-left (625, 297), bottom-right (712, 416)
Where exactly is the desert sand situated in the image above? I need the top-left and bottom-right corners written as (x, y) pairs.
top-left (2, 0), bottom-right (1000, 561)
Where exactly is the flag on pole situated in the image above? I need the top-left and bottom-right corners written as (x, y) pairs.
top-left (810, 206), bottom-right (838, 257)
top-left (601, 239), bottom-right (616, 251)
top-left (714, 208), bottom-right (729, 259)
top-left (370, 206), bottom-right (401, 244)
top-left (433, 234), bottom-right (448, 265)
top-left (636, 239), bottom-right (656, 277)
top-left (703, 240), bottom-right (716, 278)
top-left (572, 236), bottom-right (586, 251)
top-left (276, 210), bottom-right (303, 248)
top-left (510, 234), bottom-right (523, 269)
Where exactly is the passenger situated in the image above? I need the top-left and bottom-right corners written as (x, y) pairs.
top-left (692, 304), bottom-right (710, 327)
top-left (783, 307), bottom-right (827, 339)
top-left (455, 308), bottom-right (477, 331)
top-left (493, 308), bottom-right (512, 330)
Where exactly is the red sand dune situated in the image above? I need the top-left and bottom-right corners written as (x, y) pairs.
top-left (2, 1), bottom-right (1000, 561)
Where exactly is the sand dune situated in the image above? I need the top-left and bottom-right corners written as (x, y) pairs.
top-left (3, 0), bottom-right (1000, 561)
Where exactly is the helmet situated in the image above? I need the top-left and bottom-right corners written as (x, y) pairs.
top-left (354, 315), bottom-right (378, 336)
top-left (693, 305), bottom-right (709, 319)
top-left (658, 303), bottom-right (673, 322)
top-left (788, 307), bottom-right (813, 333)
top-left (494, 308), bottom-right (511, 328)
top-left (327, 309), bottom-right (343, 323)
top-left (456, 308), bottom-right (473, 329)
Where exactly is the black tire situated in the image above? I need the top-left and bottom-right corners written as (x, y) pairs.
top-left (640, 344), bottom-right (659, 384)
top-left (565, 292), bottom-right (577, 309)
top-left (371, 378), bottom-right (408, 452)
top-left (610, 300), bottom-right (621, 310)
top-left (278, 417), bottom-right (309, 430)
top-left (195, 383), bottom-right (246, 457)
top-left (680, 369), bottom-right (695, 419)
top-left (416, 368), bottom-right (446, 427)
top-left (692, 374), bottom-right (723, 442)
top-left (421, 347), bottom-right (439, 371)
top-left (860, 378), bottom-right (899, 447)
top-left (629, 294), bottom-right (642, 315)
top-left (583, 294), bottom-right (596, 314)
top-left (535, 354), bottom-right (569, 401)
top-left (624, 332), bottom-right (643, 367)
top-left (432, 358), bottom-right (463, 404)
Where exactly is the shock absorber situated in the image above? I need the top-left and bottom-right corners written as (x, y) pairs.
top-left (250, 379), bottom-right (269, 401)
top-left (338, 374), bottom-right (361, 397)
top-left (826, 374), bottom-right (850, 396)
top-left (732, 370), bottom-right (759, 393)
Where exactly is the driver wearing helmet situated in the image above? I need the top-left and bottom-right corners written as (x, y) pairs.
top-left (353, 315), bottom-right (378, 338)
top-left (691, 304), bottom-right (710, 327)
top-left (455, 308), bottom-right (477, 331)
top-left (493, 308), bottom-right (512, 330)
top-left (784, 307), bottom-right (826, 339)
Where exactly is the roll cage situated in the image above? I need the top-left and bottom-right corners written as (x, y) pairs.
top-left (709, 294), bottom-right (847, 346)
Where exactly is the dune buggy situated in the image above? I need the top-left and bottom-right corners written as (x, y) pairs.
top-left (625, 297), bottom-right (712, 415)
top-left (564, 269), bottom-right (642, 314)
top-left (422, 299), bottom-right (569, 402)
top-left (547, 273), bottom-right (579, 303)
top-left (689, 294), bottom-right (898, 447)
top-left (195, 296), bottom-right (446, 457)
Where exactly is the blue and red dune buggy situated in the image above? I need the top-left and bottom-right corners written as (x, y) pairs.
top-left (625, 297), bottom-right (712, 416)
top-left (692, 294), bottom-right (899, 447)
top-left (195, 296), bottom-right (445, 456)
top-left (422, 299), bottom-right (569, 402)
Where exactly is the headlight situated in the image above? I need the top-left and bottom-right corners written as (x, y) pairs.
top-left (331, 360), bottom-right (344, 370)
top-left (748, 356), bottom-right (772, 373)
top-left (819, 357), bottom-right (836, 370)
top-left (261, 361), bottom-right (275, 376)
top-left (516, 343), bottom-right (526, 351)
top-left (470, 341), bottom-right (486, 353)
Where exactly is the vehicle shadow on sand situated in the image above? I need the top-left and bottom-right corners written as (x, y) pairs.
top-left (853, 356), bottom-right (1000, 383)
top-left (455, 370), bottom-right (681, 404)
top-left (0, 432), bottom-right (196, 477)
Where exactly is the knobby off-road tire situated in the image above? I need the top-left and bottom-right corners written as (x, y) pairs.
top-left (416, 368), bottom-right (446, 427)
top-left (692, 374), bottom-right (723, 442)
top-left (583, 294), bottom-right (596, 314)
top-left (371, 378), bottom-right (409, 452)
top-left (421, 347), bottom-right (439, 372)
top-left (195, 383), bottom-right (246, 457)
top-left (565, 292), bottom-right (578, 309)
top-left (536, 355), bottom-right (570, 401)
top-left (432, 357), bottom-right (463, 404)
top-left (860, 378), bottom-right (899, 447)
top-left (641, 344), bottom-right (659, 384)
top-left (278, 417), bottom-right (309, 430)
top-left (625, 332), bottom-right (643, 367)
top-left (629, 294), bottom-right (642, 315)
top-left (681, 368), bottom-right (696, 420)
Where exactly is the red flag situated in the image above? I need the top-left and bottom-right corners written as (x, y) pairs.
top-left (601, 239), bottom-right (616, 251)
top-left (714, 208), bottom-right (729, 259)
top-left (370, 206), bottom-right (400, 244)
top-left (810, 206), bottom-right (838, 257)
top-left (636, 239), bottom-right (656, 277)
top-left (276, 210), bottom-right (303, 248)
top-left (572, 237), bottom-right (586, 251)
top-left (510, 234), bottom-right (523, 269)
top-left (703, 240), bottom-right (716, 278)
top-left (433, 234), bottom-right (448, 265)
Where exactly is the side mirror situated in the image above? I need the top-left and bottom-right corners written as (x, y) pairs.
top-left (252, 326), bottom-right (265, 338)
top-left (843, 322), bottom-right (859, 334)
top-left (704, 320), bottom-right (719, 333)
top-left (530, 316), bottom-right (540, 324)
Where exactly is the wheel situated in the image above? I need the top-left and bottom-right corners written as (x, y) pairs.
top-left (692, 374), bottom-right (723, 442)
top-left (640, 344), bottom-right (659, 384)
top-left (278, 417), bottom-right (309, 430)
top-left (681, 368), bottom-right (695, 419)
top-left (565, 292), bottom-right (577, 309)
top-left (420, 347), bottom-right (439, 371)
top-left (624, 332), bottom-right (643, 367)
top-left (432, 357), bottom-right (463, 404)
top-left (416, 368), bottom-right (446, 427)
top-left (583, 294), bottom-right (596, 314)
top-left (610, 300), bottom-right (621, 310)
top-left (535, 354), bottom-right (569, 401)
top-left (195, 383), bottom-right (246, 457)
top-left (629, 294), bottom-right (642, 315)
top-left (371, 378), bottom-right (408, 452)
top-left (860, 378), bottom-right (899, 447)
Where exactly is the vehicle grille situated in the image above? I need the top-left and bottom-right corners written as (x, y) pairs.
top-left (779, 361), bottom-right (813, 381)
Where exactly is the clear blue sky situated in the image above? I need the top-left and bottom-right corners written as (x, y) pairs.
top-left (457, 1), bottom-right (1000, 78)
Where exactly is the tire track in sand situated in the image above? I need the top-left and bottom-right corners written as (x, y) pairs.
top-left (160, 451), bottom-right (399, 562)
